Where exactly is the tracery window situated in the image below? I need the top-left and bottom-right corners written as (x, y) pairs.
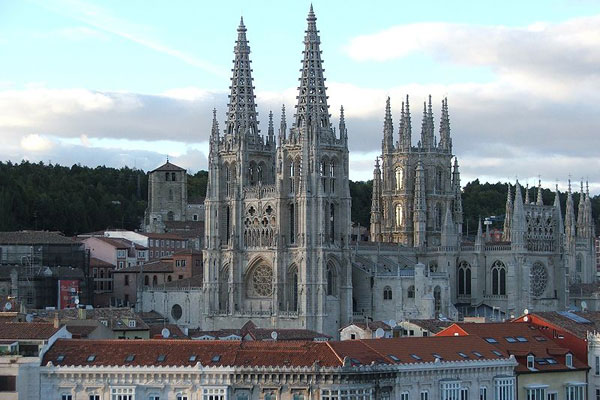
top-left (457, 261), bottom-right (471, 296)
top-left (434, 286), bottom-right (442, 315)
top-left (396, 167), bottom-right (404, 190)
top-left (327, 263), bottom-right (336, 296)
top-left (396, 204), bottom-right (403, 227)
top-left (250, 263), bottom-right (273, 297)
top-left (383, 286), bottom-right (393, 300)
top-left (491, 260), bottom-right (506, 295)
top-left (530, 261), bottom-right (548, 297)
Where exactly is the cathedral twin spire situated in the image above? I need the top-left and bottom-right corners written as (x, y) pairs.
top-left (382, 95), bottom-right (451, 153)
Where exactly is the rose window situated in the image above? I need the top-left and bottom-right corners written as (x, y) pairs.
top-left (251, 264), bottom-right (273, 297)
top-left (531, 262), bottom-right (548, 297)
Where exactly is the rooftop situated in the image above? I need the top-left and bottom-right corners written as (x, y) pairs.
top-left (0, 231), bottom-right (79, 245)
top-left (403, 319), bottom-right (454, 334)
top-left (42, 334), bottom-right (513, 368)
top-left (113, 259), bottom-right (173, 273)
top-left (525, 311), bottom-right (600, 340)
top-left (437, 322), bottom-right (587, 373)
top-left (151, 161), bottom-right (185, 173)
top-left (0, 322), bottom-right (61, 340)
top-left (30, 307), bottom-right (149, 331)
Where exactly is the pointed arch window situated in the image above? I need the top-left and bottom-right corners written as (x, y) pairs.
top-left (396, 204), bottom-right (403, 227)
top-left (330, 160), bottom-right (336, 193)
top-left (288, 267), bottom-right (299, 312)
top-left (383, 286), bottom-right (393, 300)
top-left (326, 263), bottom-right (337, 296)
top-left (434, 286), bottom-right (442, 315)
top-left (330, 203), bottom-right (335, 242)
top-left (457, 261), bottom-right (471, 296)
top-left (407, 285), bottom-right (415, 299)
top-left (396, 167), bottom-right (404, 190)
top-left (491, 260), bottom-right (506, 295)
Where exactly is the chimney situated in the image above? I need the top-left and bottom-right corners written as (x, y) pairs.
top-left (53, 313), bottom-right (60, 329)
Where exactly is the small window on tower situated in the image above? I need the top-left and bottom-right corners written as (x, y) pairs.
top-left (171, 172), bottom-right (176, 181)
top-left (165, 172), bottom-right (170, 181)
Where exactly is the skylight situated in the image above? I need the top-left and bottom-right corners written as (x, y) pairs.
top-left (534, 336), bottom-right (547, 342)
top-left (516, 336), bottom-right (528, 342)
top-left (546, 358), bottom-right (558, 364)
top-left (432, 353), bottom-right (443, 360)
top-left (410, 354), bottom-right (422, 361)
top-left (492, 350), bottom-right (503, 357)
top-left (211, 354), bottom-right (221, 363)
top-left (484, 337), bottom-right (498, 343)
top-left (472, 351), bottom-right (483, 358)
top-left (56, 354), bottom-right (65, 362)
top-left (157, 354), bottom-right (166, 362)
top-left (388, 354), bottom-right (401, 362)
top-left (350, 358), bottom-right (361, 365)
top-left (505, 337), bottom-right (517, 343)
top-left (458, 352), bottom-right (469, 359)
top-left (189, 355), bottom-right (197, 362)
top-left (125, 354), bottom-right (135, 362)
top-left (86, 355), bottom-right (96, 362)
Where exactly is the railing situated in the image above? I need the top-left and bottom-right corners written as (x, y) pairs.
top-left (485, 243), bottom-right (512, 251)
top-left (243, 184), bottom-right (277, 199)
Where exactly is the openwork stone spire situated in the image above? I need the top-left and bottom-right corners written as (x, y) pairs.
top-left (226, 17), bottom-right (260, 140)
top-left (294, 5), bottom-right (331, 133)
top-left (439, 98), bottom-right (451, 151)
top-left (383, 97), bottom-right (394, 152)
top-left (420, 95), bottom-right (434, 149)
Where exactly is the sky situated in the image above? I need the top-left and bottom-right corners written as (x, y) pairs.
top-left (1, 0), bottom-right (600, 192)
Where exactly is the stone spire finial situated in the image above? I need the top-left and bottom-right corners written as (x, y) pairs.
top-left (554, 183), bottom-right (564, 236)
top-left (279, 104), bottom-right (287, 144)
top-left (525, 183), bottom-right (530, 204)
top-left (294, 4), bottom-right (330, 135)
top-left (225, 16), bottom-right (260, 141)
top-left (339, 105), bottom-right (347, 141)
top-left (400, 95), bottom-right (412, 151)
top-left (511, 181), bottom-right (526, 251)
top-left (502, 183), bottom-right (512, 241)
top-left (439, 97), bottom-right (451, 151)
top-left (536, 179), bottom-right (543, 205)
top-left (420, 94), bottom-right (434, 149)
top-left (565, 179), bottom-right (576, 241)
top-left (383, 97), bottom-right (394, 152)
top-left (267, 110), bottom-right (275, 145)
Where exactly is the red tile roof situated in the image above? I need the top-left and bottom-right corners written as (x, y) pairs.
top-left (437, 322), bottom-right (588, 373)
top-left (90, 257), bottom-right (114, 268)
top-left (149, 324), bottom-right (188, 339)
top-left (403, 319), bottom-right (454, 334)
top-left (43, 335), bottom-right (513, 369)
top-left (0, 322), bottom-right (61, 340)
top-left (526, 311), bottom-right (600, 340)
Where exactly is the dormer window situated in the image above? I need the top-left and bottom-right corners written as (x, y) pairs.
top-left (527, 355), bottom-right (535, 369)
top-left (128, 320), bottom-right (136, 328)
top-left (566, 353), bottom-right (573, 368)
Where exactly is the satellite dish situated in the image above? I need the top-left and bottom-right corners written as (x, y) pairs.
top-left (25, 314), bottom-right (33, 323)
top-left (4, 302), bottom-right (12, 311)
top-left (388, 319), bottom-right (397, 328)
top-left (74, 297), bottom-right (80, 305)
top-left (581, 301), bottom-right (588, 311)
top-left (375, 328), bottom-right (385, 338)
top-left (271, 331), bottom-right (278, 341)
top-left (524, 308), bottom-right (529, 315)
top-left (161, 328), bottom-right (171, 338)
top-left (523, 316), bottom-right (529, 322)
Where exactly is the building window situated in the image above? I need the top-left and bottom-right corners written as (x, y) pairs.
top-left (401, 392), bottom-right (410, 400)
top-left (527, 388), bottom-right (546, 400)
top-left (421, 391), bottom-right (429, 400)
top-left (264, 391), bottom-right (276, 400)
top-left (595, 389), bottom-right (599, 400)
top-left (566, 353), bottom-right (573, 368)
top-left (407, 285), bottom-right (415, 298)
top-left (480, 388), bottom-right (487, 400)
top-left (494, 378), bottom-right (515, 400)
top-left (124, 275), bottom-right (129, 286)
top-left (396, 167), bottom-right (404, 190)
top-left (461, 388), bottom-right (469, 400)
top-left (148, 395), bottom-right (160, 400)
top-left (62, 395), bottom-right (73, 400)
top-left (144, 276), bottom-right (149, 286)
top-left (527, 355), bottom-right (535, 369)
top-left (89, 396), bottom-right (100, 400)
top-left (491, 260), bottom-right (507, 295)
top-left (0, 375), bottom-right (16, 392)
top-left (321, 388), bottom-right (372, 400)
top-left (289, 203), bottom-right (295, 244)
top-left (327, 264), bottom-right (336, 296)
top-left (110, 387), bottom-right (134, 400)
top-left (202, 387), bottom-right (226, 400)
top-left (176, 395), bottom-right (188, 400)
top-left (457, 261), bottom-right (472, 296)
top-left (383, 286), bottom-right (393, 300)
top-left (442, 381), bottom-right (461, 400)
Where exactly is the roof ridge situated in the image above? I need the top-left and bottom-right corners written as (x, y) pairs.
top-left (324, 341), bottom-right (344, 365)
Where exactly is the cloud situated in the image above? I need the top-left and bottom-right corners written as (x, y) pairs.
top-left (344, 15), bottom-right (600, 99)
top-left (20, 134), bottom-right (54, 152)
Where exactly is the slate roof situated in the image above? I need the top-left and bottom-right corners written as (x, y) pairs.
top-left (0, 322), bottom-right (61, 340)
top-left (66, 325), bottom-right (100, 338)
top-left (113, 259), bottom-right (173, 273)
top-left (30, 307), bottom-right (149, 332)
top-left (151, 161), bottom-right (185, 173)
top-left (340, 321), bottom-right (391, 331)
top-left (42, 334), bottom-right (512, 368)
top-left (404, 319), bottom-right (454, 334)
top-left (189, 320), bottom-right (331, 341)
top-left (0, 231), bottom-right (79, 245)
top-left (528, 311), bottom-right (600, 340)
top-left (437, 322), bottom-right (588, 373)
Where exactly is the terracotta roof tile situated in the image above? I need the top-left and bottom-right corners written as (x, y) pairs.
top-left (0, 322), bottom-right (60, 340)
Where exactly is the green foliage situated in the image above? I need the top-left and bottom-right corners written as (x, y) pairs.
top-left (349, 180), bottom-right (372, 228)
top-left (1, 161), bottom-right (596, 237)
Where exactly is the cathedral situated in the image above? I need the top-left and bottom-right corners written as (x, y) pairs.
top-left (140, 6), bottom-right (596, 338)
